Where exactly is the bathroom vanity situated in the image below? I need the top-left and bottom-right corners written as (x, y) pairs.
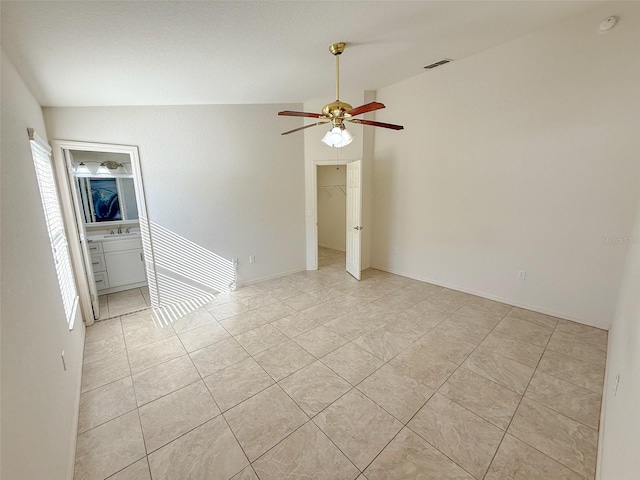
top-left (87, 232), bottom-right (146, 294)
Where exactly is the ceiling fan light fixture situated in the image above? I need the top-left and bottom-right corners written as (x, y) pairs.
top-left (321, 126), bottom-right (353, 148)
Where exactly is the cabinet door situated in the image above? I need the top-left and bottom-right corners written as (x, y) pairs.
top-left (104, 249), bottom-right (146, 287)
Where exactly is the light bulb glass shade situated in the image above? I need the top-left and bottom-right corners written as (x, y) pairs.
top-left (96, 163), bottom-right (110, 174)
top-left (115, 164), bottom-right (127, 174)
top-left (75, 162), bottom-right (91, 174)
top-left (321, 126), bottom-right (354, 148)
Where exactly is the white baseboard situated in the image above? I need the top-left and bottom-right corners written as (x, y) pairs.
top-left (236, 266), bottom-right (307, 288)
top-left (596, 326), bottom-right (614, 479)
top-left (67, 323), bottom-right (86, 479)
top-left (370, 263), bottom-right (610, 331)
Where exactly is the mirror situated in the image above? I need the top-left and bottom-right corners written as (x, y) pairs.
top-left (68, 151), bottom-right (139, 225)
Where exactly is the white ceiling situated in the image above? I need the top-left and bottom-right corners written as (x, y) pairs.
top-left (1, 1), bottom-right (605, 107)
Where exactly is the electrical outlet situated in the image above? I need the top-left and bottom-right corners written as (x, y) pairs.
top-left (232, 257), bottom-right (238, 267)
top-left (61, 351), bottom-right (67, 371)
top-left (517, 270), bottom-right (527, 280)
top-left (249, 255), bottom-right (255, 263)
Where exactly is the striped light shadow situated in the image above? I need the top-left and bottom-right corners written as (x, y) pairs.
top-left (139, 218), bottom-right (237, 327)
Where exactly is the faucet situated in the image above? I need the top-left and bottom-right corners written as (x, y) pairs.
top-left (125, 227), bottom-right (130, 234)
top-left (117, 224), bottom-right (122, 234)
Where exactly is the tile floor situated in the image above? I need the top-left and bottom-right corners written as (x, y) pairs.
top-left (76, 248), bottom-right (607, 480)
top-left (98, 286), bottom-right (151, 320)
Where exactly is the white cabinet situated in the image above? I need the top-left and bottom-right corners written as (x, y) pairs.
top-left (104, 249), bottom-right (146, 287)
top-left (89, 237), bottom-right (146, 292)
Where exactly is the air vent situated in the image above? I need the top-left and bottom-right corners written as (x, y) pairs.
top-left (424, 59), bottom-right (453, 70)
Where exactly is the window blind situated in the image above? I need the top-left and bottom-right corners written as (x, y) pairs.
top-left (28, 129), bottom-right (78, 329)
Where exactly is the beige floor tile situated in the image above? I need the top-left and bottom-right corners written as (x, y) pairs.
top-left (537, 350), bottom-right (605, 394)
top-left (206, 299), bottom-right (250, 320)
top-left (320, 342), bottom-right (385, 385)
top-left (485, 434), bottom-right (583, 480)
top-left (447, 304), bottom-right (505, 330)
top-left (414, 331), bottom-right (477, 365)
top-left (408, 394), bottom-right (503, 479)
top-left (107, 458), bottom-right (151, 480)
top-left (307, 286), bottom-right (347, 301)
top-left (280, 361), bottom-right (352, 416)
top-left (139, 381), bottom-right (220, 453)
top-left (493, 316), bottom-right (553, 347)
top-left (253, 421), bottom-right (359, 480)
top-left (98, 295), bottom-right (110, 320)
top-left (323, 312), bottom-right (381, 340)
top-left (178, 321), bottom-right (231, 353)
top-left (127, 336), bottom-right (187, 374)
top-left (203, 357), bottom-right (274, 412)
top-left (507, 308), bottom-right (559, 329)
top-left (465, 297), bottom-right (512, 316)
top-left (439, 368), bottom-right (521, 430)
top-left (81, 351), bottom-right (131, 393)
top-left (83, 333), bottom-right (127, 365)
top-left (132, 355), bottom-right (200, 406)
top-left (508, 398), bottom-right (598, 479)
top-left (108, 289), bottom-right (148, 317)
top-left (234, 323), bottom-right (288, 355)
top-left (85, 317), bottom-right (123, 343)
top-left (123, 320), bottom-right (175, 350)
top-left (78, 377), bottom-right (137, 434)
top-left (148, 416), bottom-right (248, 480)
top-left (525, 371), bottom-right (602, 429)
top-left (254, 340), bottom-right (315, 381)
top-left (352, 326), bottom-right (414, 361)
top-left (293, 325), bottom-right (348, 358)
top-left (365, 427), bottom-right (474, 480)
top-left (171, 308), bottom-right (217, 334)
top-left (231, 466), bottom-right (259, 480)
top-left (546, 320), bottom-right (607, 367)
top-left (189, 337), bottom-right (249, 377)
top-left (314, 389), bottom-right (403, 470)
top-left (220, 311), bottom-right (268, 335)
top-left (357, 364), bottom-right (434, 423)
top-left (301, 294), bottom-right (365, 323)
top-left (271, 312), bottom-right (319, 338)
top-left (283, 292), bottom-right (323, 311)
top-left (120, 310), bottom-right (155, 333)
top-left (75, 410), bottom-right (145, 480)
top-left (238, 293), bottom-right (279, 310)
top-left (224, 385), bottom-right (308, 461)
top-left (462, 347), bottom-right (534, 395)
top-left (480, 332), bottom-right (544, 368)
top-left (432, 316), bottom-right (492, 345)
top-left (254, 300), bottom-right (297, 322)
top-left (390, 347), bottom-right (458, 389)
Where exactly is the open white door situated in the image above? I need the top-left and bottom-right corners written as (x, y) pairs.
top-left (63, 150), bottom-right (100, 320)
top-left (346, 160), bottom-right (363, 280)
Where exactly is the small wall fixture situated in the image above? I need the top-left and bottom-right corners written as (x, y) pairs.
top-left (75, 162), bottom-right (91, 174)
top-left (599, 16), bottom-right (618, 32)
top-left (321, 125), bottom-right (354, 148)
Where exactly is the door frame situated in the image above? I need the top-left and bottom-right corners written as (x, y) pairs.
top-left (51, 140), bottom-right (154, 326)
top-left (306, 159), bottom-right (352, 271)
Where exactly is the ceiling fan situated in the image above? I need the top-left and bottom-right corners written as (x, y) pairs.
top-left (278, 42), bottom-right (404, 147)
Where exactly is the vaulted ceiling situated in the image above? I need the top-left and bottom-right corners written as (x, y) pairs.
top-left (1, 1), bottom-right (605, 107)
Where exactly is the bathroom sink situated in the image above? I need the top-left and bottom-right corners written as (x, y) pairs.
top-left (102, 232), bottom-right (140, 239)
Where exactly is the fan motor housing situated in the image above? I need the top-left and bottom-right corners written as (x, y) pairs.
top-left (322, 100), bottom-right (353, 119)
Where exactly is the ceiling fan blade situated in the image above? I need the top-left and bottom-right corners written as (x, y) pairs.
top-left (346, 102), bottom-right (386, 117)
top-left (281, 121), bottom-right (329, 135)
top-left (278, 110), bottom-right (324, 118)
top-left (349, 119), bottom-right (404, 130)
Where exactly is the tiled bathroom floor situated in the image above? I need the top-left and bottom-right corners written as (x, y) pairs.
top-left (98, 286), bottom-right (151, 320)
top-left (76, 248), bottom-right (607, 479)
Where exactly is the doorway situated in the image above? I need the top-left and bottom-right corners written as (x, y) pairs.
top-left (311, 160), bottom-right (363, 280)
top-left (52, 141), bottom-right (155, 325)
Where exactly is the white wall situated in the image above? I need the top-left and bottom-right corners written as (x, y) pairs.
top-left (1, 49), bottom-right (85, 480)
top-left (43, 104), bottom-right (306, 285)
top-left (317, 165), bottom-right (346, 251)
top-left (371, 2), bottom-right (640, 329)
top-left (599, 189), bottom-right (640, 478)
